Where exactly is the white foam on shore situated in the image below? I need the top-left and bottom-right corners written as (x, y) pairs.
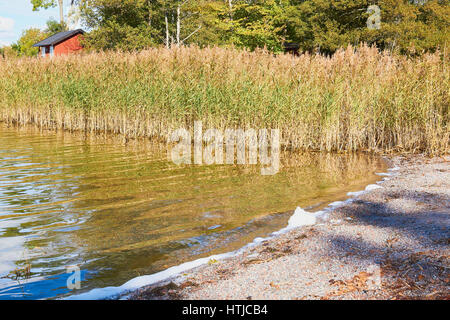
top-left (65, 166), bottom-right (393, 300)
top-left (329, 201), bottom-right (345, 207)
top-left (376, 172), bottom-right (392, 176)
top-left (287, 207), bottom-right (317, 228)
top-left (347, 190), bottom-right (365, 197)
top-left (365, 184), bottom-right (383, 191)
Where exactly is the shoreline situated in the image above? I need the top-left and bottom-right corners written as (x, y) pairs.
top-left (130, 155), bottom-right (449, 300)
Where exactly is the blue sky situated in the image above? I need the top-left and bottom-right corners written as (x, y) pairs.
top-left (0, 0), bottom-right (74, 46)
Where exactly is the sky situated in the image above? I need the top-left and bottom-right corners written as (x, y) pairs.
top-left (0, 0), bottom-right (77, 47)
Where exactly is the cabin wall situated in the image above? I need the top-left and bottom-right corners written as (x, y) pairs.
top-left (54, 34), bottom-right (83, 56)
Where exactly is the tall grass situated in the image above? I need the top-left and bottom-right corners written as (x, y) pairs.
top-left (0, 45), bottom-right (448, 154)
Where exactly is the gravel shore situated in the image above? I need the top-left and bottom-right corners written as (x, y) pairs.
top-left (131, 155), bottom-right (449, 300)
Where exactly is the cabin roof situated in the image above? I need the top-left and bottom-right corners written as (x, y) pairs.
top-left (33, 29), bottom-right (84, 47)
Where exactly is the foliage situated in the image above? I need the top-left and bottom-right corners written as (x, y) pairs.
top-left (28, 0), bottom-right (449, 54)
top-left (230, 0), bottom-right (285, 52)
top-left (30, 0), bottom-right (59, 10)
top-left (283, 0), bottom-right (449, 54)
top-left (80, 0), bottom-right (155, 50)
top-left (11, 28), bottom-right (47, 57)
top-left (45, 18), bottom-right (68, 35)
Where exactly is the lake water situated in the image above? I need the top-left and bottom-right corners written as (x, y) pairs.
top-left (0, 124), bottom-right (386, 299)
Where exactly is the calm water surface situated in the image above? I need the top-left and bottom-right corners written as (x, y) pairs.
top-left (0, 124), bottom-right (386, 299)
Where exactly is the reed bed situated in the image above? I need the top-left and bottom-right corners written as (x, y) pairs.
top-left (0, 45), bottom-right (448, 154)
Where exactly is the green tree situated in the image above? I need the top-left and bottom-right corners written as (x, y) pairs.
top-left (282, 0), bottom-right (449, 54)
top-left (46, 0), bottom-right (448, 54)
top-left (45, 18), bottom-right (68, 35)
top-left (370, 0), bottom-right (450, 54)
top-left (11, 28), bottom-right (48, 57)
top-left (80, 0), bottom-right (156, 50)
top-left (231, 0), bottom-right (285, 52)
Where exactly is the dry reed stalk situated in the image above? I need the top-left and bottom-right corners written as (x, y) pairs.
top-left (0, 44), bottom-right (448, 154)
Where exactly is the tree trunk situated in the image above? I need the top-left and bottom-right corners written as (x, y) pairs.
top-left (58, 0), bottom-right (64, 26)
top-left (176, 5), bottom-right (181, 47)
top-left (165, 12), bottom-right (170, 49)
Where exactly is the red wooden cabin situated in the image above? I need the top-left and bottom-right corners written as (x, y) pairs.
top-left (33, 29), bottom-right (84, 58)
